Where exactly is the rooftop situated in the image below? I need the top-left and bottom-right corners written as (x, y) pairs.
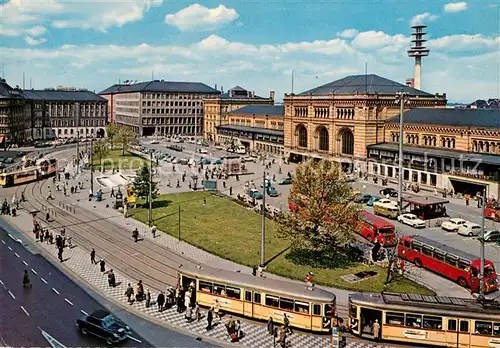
top-left (0, 79), bottom-right (25, 99)
top-left (388, 108), bottom-right (500, 129)
top-left (230, 105), bottom-right (284, 117)
top-left (99, 80), bottom-right (220, 95)
top-left (216, 124), bottom-right (284, 137)
top-left (298, 74), bottom-right (434, 97)
top-left (22, 89), bottom-right (106, 102)
top-left (213, 85), bottom-right (270, 100)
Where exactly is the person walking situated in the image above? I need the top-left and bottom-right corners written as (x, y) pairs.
top-left (125, 283), bottom-right (134, 304)
top-left (90, 248), bottom-right (96, 264)
top-left (157, 292), bottom-right (165, 312)
top-left (267, 316), bottom-right (274, 335)
top-left (185, 305), bottom-right (192, 322)
top-left (283, 313), bottom-right (292, 334)
top-left (373, 319), bottom-right (380, 341)
top-left (194, 302), bottom-right (201, 321)
top-left (99, 259), bottom-right (106, 272)
top-left (213, 299), bottom-right (221, 322)
top-left (206, 308), bottom-right (213, 331)
top-left (58, 247), bottom-right (63, 262)
top-left (108, 270), bottom-right (116, 287)
top-left (151, 225), bottom-right (157, 238)
top-left (145, 289), bottom-right (151, 308)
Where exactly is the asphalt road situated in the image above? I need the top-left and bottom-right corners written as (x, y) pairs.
top-left (0, 225), bottom-right (215, 348)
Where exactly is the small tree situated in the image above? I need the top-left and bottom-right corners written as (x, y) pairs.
top-left (92, 139), bottom-right (110, 169)
top-left (277, 159), bottom-right (360, 252)
top-left (105, 123), bottom-right (118, 149)
top-left (133, 164), bottom-right (159, 205)
top-left (117, 127), bottom-right (136, 156)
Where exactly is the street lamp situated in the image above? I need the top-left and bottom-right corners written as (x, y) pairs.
top-left (148, 152), bottom-right (153, 227)
top-left (395, 90), bottom-right (410, 213)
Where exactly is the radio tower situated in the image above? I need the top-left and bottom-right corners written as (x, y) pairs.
top-left (408, 25), bottom-right (430, 90)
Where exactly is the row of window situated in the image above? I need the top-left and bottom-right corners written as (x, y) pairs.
top-left (142, 93), bottom-right (206, 100)
top-left (142, 101), bottom-right (202, 107)
top-left (386, 312), bottom-right (500, 336)
top-left (401, 240), bottom-right (471, 271)
top-left (198, 281), bottom-right (333, 316)
top-left (50, 119), bottom-right (105, 127)
top-left (141, 117), bottom-right (200, 125)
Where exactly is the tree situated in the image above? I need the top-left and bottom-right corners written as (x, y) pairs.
top-left (92, 139), bottom-right (110, 169)
top-left (133, 164), bottom-right (159, 205)
top-left (276, 159), bottom-right (361, 252)
top-left (105, 123), bottom-right (118, 149)
top-left (117, 127), bottom-right (136, 156)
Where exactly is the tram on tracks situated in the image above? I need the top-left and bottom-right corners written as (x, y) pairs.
top-left (0, 158), bottom-right (57, 187)
top-left (178, 264), bottom-right (337, 332)
top-left (349, 292), bottom-right (500, 347)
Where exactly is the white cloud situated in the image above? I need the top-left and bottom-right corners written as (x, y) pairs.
top-left (429, 34), bottom-right (500, 51)
top-left (410, 12), bottom-right (439, 26)
top-left (24, 36), bottom-right (47, 45)
top-left (336, 29), bottom-right (358, 38)
top-left (165, 4), bottom-right (239, 31)
top-left (396, 17), bottom-right (405, 22)
top-left (351, 31), bottom-right (409, 49)
top-left (0, 25), bottom-right (47, 37)
top-left (443, 2), bottom-right (468, 13)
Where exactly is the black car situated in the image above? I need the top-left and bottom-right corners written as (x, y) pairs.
top-left (354, 193), bottom-right (372, 203)
top-left (379, 188), bottom-right (398, 197)
top-left (76, 310), bottom-right (131, 345)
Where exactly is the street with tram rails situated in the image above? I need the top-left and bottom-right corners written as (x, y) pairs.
top-left (0, 141), bottom-right (499, 347)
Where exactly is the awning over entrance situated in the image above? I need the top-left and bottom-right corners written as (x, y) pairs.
top-left (403, 194), bottom-right (449, 206)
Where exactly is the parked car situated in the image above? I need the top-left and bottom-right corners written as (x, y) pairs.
top-left (215, 145), bottom-right (224, 150)
top-left (458, 223), bottom-right (482, 237)
top-left (261, 179), bottom-right (272, 188)
top-left (267, 186), bottom-right (279, 197)
top-left (484, 230), bottom-right (500, 242)
top-left (150, 140), bottom-right (159, 144)
top-left (247, 189), bottom-right (263, 200)
top-left (379, 188), bottom-right (398, 197)
top-left (197, 148), bottom-right (208, 154)
top-left (354, 193), bottom-right (372, 203)
top-left (441, 218), bottom-right (468, 232)
top-left (171, 158), bottom-right (178, 164)
top-left (242, 156), bottom-right (255, 163)
top-left (367, 195), bottom-right (381, 206)
top-left (278, 177), bottom-right (293, 185)
top-left (377, 198), bottom-right (398, 206)
top-left (212, 159), bottom-right (222, 165)
top-left (76, 309), bottom-right (131, 345)
top-left (199, 158), bottom-right (212, 165)
top-left (397, 213), bottom-right (426, 228)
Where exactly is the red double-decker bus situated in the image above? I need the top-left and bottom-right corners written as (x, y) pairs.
top-left (398, 235), bottom-right (498, 293)
top-left (357, 211), bottom-right (396, 246)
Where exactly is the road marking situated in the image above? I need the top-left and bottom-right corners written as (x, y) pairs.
top-left (31, 269), bottom-right (37, 275)
top-left (7, 246), bottom-right (12, 251)
top-left (23, 261), bottom-right (28, 266)
top-left (52, 288), bottom-right (60, 295)
top-left (21, 306), bottom-right (30, 316)
top-left (1, 240), bottom-right (5, 244)
top-left (41, 278), bottom-right (48, 284)
top-left (8, 234), bottom-right (15, 240)
top-left (8, 291), bottom-right (15, 299)
top-left (15, 253), bottom-right (20, 258)
top-left (127, 335), bottom-right (142, 343)
top-left (64, 298), bottom-right (74, 306)
top-left (80, 310), bottom-right (88, 316)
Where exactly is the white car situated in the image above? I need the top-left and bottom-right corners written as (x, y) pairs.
top-left (376, 198), bottom-right (398, 206)
top-left (458, 223), bottom-right (482, 237)
top-left (397, 213), bottom-right (426, 228)
top-left (242, 156), bottom-right (255, 163)
top-left (171, 158), bottom-right (178, 164)
top-left (441, 218), bottom-right (468, 232)
top-left (150, 140), bottom-right (159, 144)
top-left (484, 230), bottom-right (500, 242)
top-left (198, 148), bottom-right (208, 154)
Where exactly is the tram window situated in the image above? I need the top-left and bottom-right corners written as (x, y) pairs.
top-left (213, 283), bottom-right (226, 295)
top-left (405, 314), bottom-right (422, 328)
top-left (349, 304), bottom-right (357, 317)
top-left (422, 246), bottom-right (433, 256)
top-left (448, 319), bottom-right (457, 331)
top-left (423, 316), bottom-right (442, 330)
top-left (475, 321), bottom-right (492, 335)
top-left (199, 281), bottom-right (213, 293)
top-left (325, 304), bottom-right (335, 316)
top-left (225, 287), bottom-right (241, 300)
top-left (386, 312), bottom-right (404, 326)
top-left (460, 320), bottom-right (469, 333)
top-left (493, 323), bottom-right (500, 336)
top-left (445, 256), bottom-right (458, 267)
top-left (253, 293), bottom-right (261, 304)
top-left (280, 297), bottom-right (294, 311)
top-left (313, 304), bottom-right (321, 316)
top-left (411, 243), bottom-right (421, 253)
top-left (294, 301), bottom-right (309, 314)
top-left (265, 295), bottom-right (279, 308)
top-left (245, 291), bottom-right (252, 302)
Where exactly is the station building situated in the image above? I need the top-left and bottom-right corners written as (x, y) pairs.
top-left (216, 105), bottom-right (285, 155)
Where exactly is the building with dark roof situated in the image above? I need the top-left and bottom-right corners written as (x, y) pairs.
top-left (99, 80), bottom-right (220, 136)
top-left (22, 88), bottom-right (107, 140)
top-left (0, 79), bottom-right (30, 145)
top-left (283, 73), bottom-right (446, 163)
top-left (215, 104), bottom-right (285, 155)
top-left (203, 85), bottom-right (275, 141)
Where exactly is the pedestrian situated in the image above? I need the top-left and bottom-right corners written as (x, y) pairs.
top-left (145, 289), bottom-right (151, 308)
top-left (90, 248), bottom-right (96, 264)
top-left (108, 270), bottom-right (115, 287)
top-left (151, 225), bottom-right (157, 238)
top-left (194, 302), bottom-right (201, 321)
top-left (252, 266), bottom-right (257, 276)
top-left (49, 233), bottom-right (54, 245)
top-left (39, 231), bottom-right (44, 243)
top-left (157, 292), bottom-right (165, 312)
top-left (44, 230), bottom-right (49, 244)
top-left (278, 327), bottom-right (287, 348)
top-left (267, 316), bottom-right (274, 335)
top-left (185, 305), bottom-right (192, 322)
top-left (234, 320), bottom-right (241, 340)
top-left (125, 283), bottom-right (134, 304)
top-left (373, 319), bottom-right (380, 341)
top-left (213, 299), bottom-right (221, 322)
top-left (58, 247), bottom-right (63, 262)
top-left (67, 236), bottom-right (72, 248)
top-left (46, 212), bottom-right (50, 222)
top-left (206, 308), bottom-right (213, 330)
top-left (111, 188), bottom-right (115, 197)
top-left (283, 313), bottom-right (292, 334)
top-left (100, 259), bottom-right (106, 272)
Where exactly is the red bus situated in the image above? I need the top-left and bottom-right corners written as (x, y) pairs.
top-left (357, 211), bottom-right (396, 246)
top-left (398, 235), bottom-right (498, 293)
top-left (485, 201), bottom-right (500, 222)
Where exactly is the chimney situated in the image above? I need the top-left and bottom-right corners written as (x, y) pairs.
top-left (215, 84), bottom-right (217, 91)
top-left (229, 89), bottom-right (233, 97)
top-left (252, 91), bottom-right (255, 97)
top-left (221, 86), bottom-right (224, 93)
top-left (270, 90), bottom-right (275, 100)
top-left (247, 90), bottom-right (251, 97)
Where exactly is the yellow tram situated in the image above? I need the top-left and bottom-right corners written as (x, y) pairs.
top-left (0, 158), bottom-right (57, 187)
top-left (349, 292), bottom-right (500, 347)
top-left (178, 264), bottom-right (336, 332)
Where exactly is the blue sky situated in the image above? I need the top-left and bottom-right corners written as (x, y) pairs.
top-left (1, 0), bottom-right (499, 102)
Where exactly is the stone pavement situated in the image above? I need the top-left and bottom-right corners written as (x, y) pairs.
top-left (0, 210), bottom-right (398, 348)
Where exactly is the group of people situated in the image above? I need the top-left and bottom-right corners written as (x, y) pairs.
top-left (267, 315), bottom-right (292, 348)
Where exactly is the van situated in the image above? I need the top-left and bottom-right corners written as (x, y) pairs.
top-left (373, 202), bottom-right (399, 219)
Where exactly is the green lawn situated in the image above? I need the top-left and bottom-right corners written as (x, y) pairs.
top-left (130, 192), bottom-right (434, 295)
top-left (92, 150), bottom-right (148, 171)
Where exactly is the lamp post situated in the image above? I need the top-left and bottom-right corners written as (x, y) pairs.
top-left (395, 90), bottom-right (410, 213)
top-left (260, 171), bottom-right (266, 267)
top-left (479, 189), bottom-right (486, 296)
top-left (90, 137), bottom-right (94, 195)
top-left (148, 151), bottom-right (153, 227)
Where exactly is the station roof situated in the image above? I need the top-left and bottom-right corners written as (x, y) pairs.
top-left (99, 80), bottom-right (220, 95)
top-left (216, 124), bottom-right (284, 137)
top-left (388, 108), bottom-right (500, 129)
top-left (298, 74), bottom-right (433, 97)
top-left (403, 194), bottom-right (449, 206)
top-left (230, 105), bottom-right (284, 117)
